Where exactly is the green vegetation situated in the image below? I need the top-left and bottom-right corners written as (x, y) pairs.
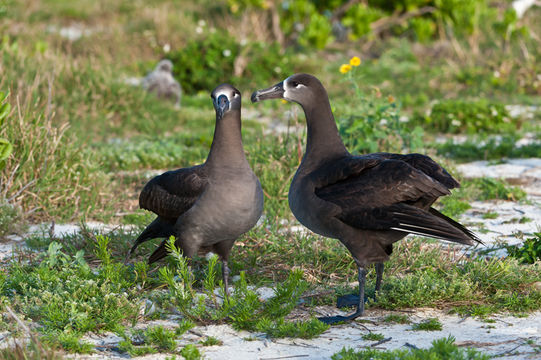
top-left (420, 99), bottom-right (515, 134)
top-left (482, 211), bottom-right (499, 219)
top-left (200, 336), bottom-right (223, 346)
top-left (168, 33), bottom-right (303, 94)
top-left (338, 88), bottom-right (424, 154)
top-left (438, 177), bottom-right (526, 217)
top-left (383, 314), bottom-right (410, 324)
top-left (0, 200), bottom-right (25, 238)
top-left (0, 339), bottom-right (63, 360)
top-left (506, 233), bottom-right (541, 264)
top-left (436, 136), bottom-right (541, 162)
top-left (3, 237), bottom-right (141, 352)
top-left (160, 237), bottom-right (329, 338)
top-left (332, 336), bottom-right (490, 360)
top-left (362, 332), bottom-right (385, 341)
top-left (373, 241), bottom-right (541, 314)
top-left (1, 0), bottom-right (540, 357)
top-left (0, 92), bottom-right (13, 169)
top-left (118, 325), bottom-right (186, 355)
top-left (411, 318), bottom-right (443, 331)
top-left (180, 344), bottom-right (202, 360)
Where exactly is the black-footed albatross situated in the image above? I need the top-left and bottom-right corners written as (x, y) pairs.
top-left (251, 73), bottom-right (480, 324)
top-left (128, 84), bottom-right (264, 293)
top-left (142, 59), bottom-right (182, 108)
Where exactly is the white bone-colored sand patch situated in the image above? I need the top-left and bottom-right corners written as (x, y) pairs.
top-left (454, 158), bottom-right (541, 253)
top-left (66, 309), bottom-right (541, 359)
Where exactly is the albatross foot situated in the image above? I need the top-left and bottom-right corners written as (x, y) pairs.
top-left (336, 294), bottom-right (367, 309)
top-left (317, 310), bottom-right (363, 324)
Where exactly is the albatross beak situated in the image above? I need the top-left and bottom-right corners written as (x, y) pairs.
top-left (215, 94), bottom-right (230, 117)
top-left (251, 82), bottom-right (284, 103)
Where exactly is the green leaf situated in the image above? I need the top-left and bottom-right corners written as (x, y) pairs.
top-left (0, 138), bottom-right (12, 161)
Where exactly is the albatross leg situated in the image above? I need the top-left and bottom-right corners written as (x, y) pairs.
top-left (319, 267), bottom-right (366, 324)
top-left (375, 262), bottom-right (384, 294)
top-left (222, 260), bottom-right (230, 298)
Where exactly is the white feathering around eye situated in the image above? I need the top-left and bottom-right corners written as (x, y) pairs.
top-left (284, 78), bottom-right (306, 100)
top-left (214, 90), bottom-right (232, 101)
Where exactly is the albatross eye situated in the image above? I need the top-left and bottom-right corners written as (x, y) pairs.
top-left (290, 81), bottom-right (299, 88)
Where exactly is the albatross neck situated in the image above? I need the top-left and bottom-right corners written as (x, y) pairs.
top-left (206, 109), bottom-right (249, 169)
top-left (301, 97), bottom-right (348, 166)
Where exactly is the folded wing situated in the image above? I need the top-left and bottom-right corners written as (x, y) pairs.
top-left (139, 164), bottom-right (208, 220)
top-left (315, 156), bottom-right (480, 245)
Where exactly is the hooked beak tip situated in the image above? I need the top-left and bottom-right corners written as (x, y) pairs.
top-left (251, 82), bottom-right (285, 104)
top-left (250, 91), bottom-right (260, 103)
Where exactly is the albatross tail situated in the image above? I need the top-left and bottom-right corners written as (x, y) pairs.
top-left (390, 205), bottom-right (482, 246)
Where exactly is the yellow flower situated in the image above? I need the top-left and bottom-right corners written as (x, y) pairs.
top-left (387, 95), bottom-right (395, 103)
top-left (349, 56), bottom-right (361, 67)
top-left (339, 64), bottom-right (352, 74)
top-left (281, 99), bottom-right (288, 104)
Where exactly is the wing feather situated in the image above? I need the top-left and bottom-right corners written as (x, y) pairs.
top-left (139, 164), bottom-right (208, 219)
top-left (314, 155), bottom-right (478, 245)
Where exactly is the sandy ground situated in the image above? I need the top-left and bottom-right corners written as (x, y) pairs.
top-left (1, 158), bottom-right (540, 359)
top-left (69, 309), bottom-right (540, 359)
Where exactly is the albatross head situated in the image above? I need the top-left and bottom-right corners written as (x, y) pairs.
top-left (251, 73), bottom-right (324, 107)
top-left (157, 59), bottom-right (174, 73)
top-left (211, 83), bottom-right (241, 118)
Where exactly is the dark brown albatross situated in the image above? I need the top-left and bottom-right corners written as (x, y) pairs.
top-left (128, 84), bottom-right (264, 293)
top-left (251, 73), bottom-right (481, 324)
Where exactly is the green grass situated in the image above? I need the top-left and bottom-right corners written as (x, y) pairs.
top-left (2, 0), bottom-right (541, 357)
top-left (437, 177), bottom-right (527, 217)
top-left (362, 332), bottom-right (385, 341)
top-left (482, 211), bottom-right (499, 219)
top-left (436, 136), bottom-right (541, 162)
top-left (418, 99), bottom-right (517, 134)
top-left (383, 314), bottom-right (410, 324)
top-left (180, 344), bottom-right (202, 360)
top-left (411, 318), bottom-right (443, 331)
top-left (332, 336), bottom-right (490, 360)
top-left (0, 338), bottom-right (63, 360)
top-left (373, 243), bottom-right (541, 314)
top-left (160, 238), bottom-right (329, 338)
top-left (3, 237), bottom-right (142, 352)
top-left (200, 336), bottom-right (223, 346)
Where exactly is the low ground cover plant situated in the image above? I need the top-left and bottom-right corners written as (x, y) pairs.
top-left (506, 232), bottom-right (541, 264)
top-left (332, 336), bottom-right (491, 360)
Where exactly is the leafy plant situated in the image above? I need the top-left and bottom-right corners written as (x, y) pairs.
top-left (411, 318), bottom-right (442, 331)
top-left (362, 332), bottom-right (385, 341)
top-left (383, 314), bottom-right (410, 324)
top-left (338, 86), bottom-right (424, 154)
top-left (3, 238), bottom-right (141, 352)
top-left (420, 99), bottom-right (516, 134)
top-left (436, 136), bottom-right (541, 161)
top-left (159, 237), bottom-right (329, 338)
top-left (0, 91), bottom-right (13, 170)
top-left (200, 336), bottom-right (223, 346)
top-left (438, 196), bottom-right (471, 218)
top-left (180, 344), bottom-right (202, 360)
top-left (256, 317), bottom-right (330, 339)
top-left (471, 177), bottom-right (526, 201)
top-left (332, 336), bottom-right (490, 359)
top-left (506, 233), bottom-right (541, 264)
top-left (168, 33), bottom-right (299, 94)
top-left (145, 325), bottom-right (178, 352)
